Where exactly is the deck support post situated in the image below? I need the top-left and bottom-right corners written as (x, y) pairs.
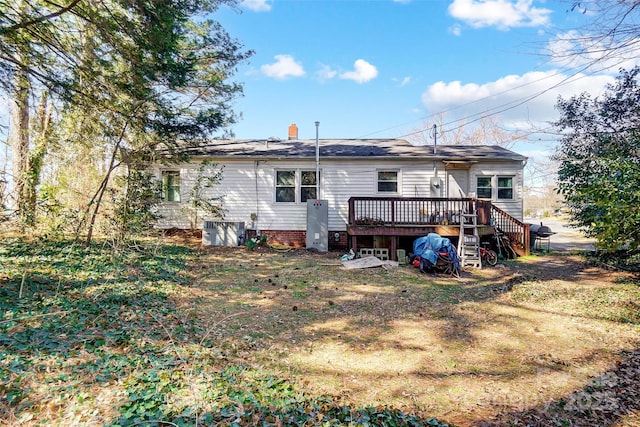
top-left (391, 236), bottom-right (398, 261)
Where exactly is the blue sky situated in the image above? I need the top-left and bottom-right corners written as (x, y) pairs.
top-left (213, 0), bottom-right (638, 157)
top-left (0, 0), bottom-right (635, 162)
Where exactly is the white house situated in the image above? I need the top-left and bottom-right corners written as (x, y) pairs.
top-left (152, 124), bottom-right (528, 252)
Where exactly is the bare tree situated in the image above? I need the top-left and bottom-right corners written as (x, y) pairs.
top-left (549, 2), bottom-right (640, 68)
top-left (405, 114), bottom-right (526, 149)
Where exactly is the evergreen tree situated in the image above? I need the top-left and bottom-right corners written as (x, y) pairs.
top-left (0, 0), bottom-right (251, 237)
top-left (553, 67), bottom-right (640, 253)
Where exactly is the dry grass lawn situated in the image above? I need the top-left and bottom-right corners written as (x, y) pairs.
top-left (181, 246), bottom-right (640, 426)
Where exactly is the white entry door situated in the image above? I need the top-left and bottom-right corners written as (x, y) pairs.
top-left (447, 169), bottom-right (469, 198)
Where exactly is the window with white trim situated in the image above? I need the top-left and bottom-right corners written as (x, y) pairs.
top-left (300, 170), bottom-right (318, 202)
top-left (275, 169), bottom-right (321, 203)
top-left (275, 170), bottom-right (295, 203)
top-left (497, 176), bottom-right (514, 200)
top-left (476, 176), bottom-right (492, 199)
top-left (476, 175), bottom-right (515, 200)
top-left (377, 170), bottom-right (398, 193)
top-left (162, 170), bottom-right (181, 202)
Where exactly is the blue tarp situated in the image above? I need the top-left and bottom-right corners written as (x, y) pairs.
top-left (413, 233), bottom-right (460, 271)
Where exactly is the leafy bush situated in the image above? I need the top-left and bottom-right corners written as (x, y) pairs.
top-left (245, 234), bottom-right (268, 250)
top-left (554, 67), bottom-right (640, 253)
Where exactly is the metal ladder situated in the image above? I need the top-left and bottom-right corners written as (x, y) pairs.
top-left (458, 203), bottom-right (482, 269)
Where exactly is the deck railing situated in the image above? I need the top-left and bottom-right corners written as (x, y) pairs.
top-left (490, 204), bottom-right (529, 253)
top-left (348, 197), bottom-right (492, 226)
top-left (348, 197), bottom-right (530, 255)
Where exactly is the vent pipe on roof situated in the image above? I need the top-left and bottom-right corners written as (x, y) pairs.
top-left (432, 123), bottom-right (437, 154)
top-left (315, 121), bottom-right (320, 198)
top-left (288, 123), bottom-right (298, 140)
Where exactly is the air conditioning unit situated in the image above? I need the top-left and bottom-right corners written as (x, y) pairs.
top-left (202, 221), bottom-right (245, 246)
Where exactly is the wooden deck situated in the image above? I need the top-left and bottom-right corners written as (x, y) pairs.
top-left (347, 197), bottom-right (529, 260)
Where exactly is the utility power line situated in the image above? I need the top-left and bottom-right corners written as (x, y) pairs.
top-left (359, 52), bottom-right (633, 142)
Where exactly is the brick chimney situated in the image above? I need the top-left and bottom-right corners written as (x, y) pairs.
top-left (288, 123), bottom-right (298, 140)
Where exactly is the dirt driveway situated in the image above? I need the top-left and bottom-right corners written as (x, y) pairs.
top-left (525, 216), bottom-right (596, 252)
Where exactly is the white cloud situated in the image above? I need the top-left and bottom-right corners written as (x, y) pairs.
top-left (448, 0), bottom-right (552, 30)
top-left (241, 0), bottom-right (272, 12)
top-left (392, 76), bottom-right (412, 87)
top-left (421, 70), bottom-right (614, 130)
top-left (449, 24), bottom-right (462, 36)
top-left (316, 64), bottom-right (338, 81)
top-left (392, 0), bottom-right (412, 3)
top-left (339, 59), bottom-right (378, 84)
top-left (260, 55), bottom-right (305, 80)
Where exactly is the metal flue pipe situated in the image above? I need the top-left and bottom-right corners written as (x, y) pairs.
top-left (315, 121), bottom-right (320, 198)
top-left (433, 123), bottom-right (437, 154)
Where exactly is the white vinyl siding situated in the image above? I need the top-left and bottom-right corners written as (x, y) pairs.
top-left (153, 157), bottom-right (525, 230)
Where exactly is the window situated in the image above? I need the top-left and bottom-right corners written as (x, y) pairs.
top-left (162, 171), bottom-right (181, 202)
top-left (476, 176), bottom-right (492, 199)
top-left (476, 175), bottom-right (515, 200)
top-left (300, 170), bottom-right (318, 202)
top-left (497, 176), bottom-right (514, 200)
top-left (275, 170), bottom-right (295, 203)
top-left (275, 169), bottom-right (321, 203)
top-left (378, 171), bottom-right (398, 193)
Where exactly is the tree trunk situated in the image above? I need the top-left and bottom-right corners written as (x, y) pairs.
top-left (84, 122), bottom-right (128, 245)
top-left (84, 145), bottom-right (119, 245)
top-left (8, 0), bottom-right (33, 229)
top-left (23, 91), bottom-right (52, 226)
top-left (9, 65), bottom-right (30, 228)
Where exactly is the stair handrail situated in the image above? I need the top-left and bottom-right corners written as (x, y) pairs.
top-left (490, 204), bottom-right (530, 255)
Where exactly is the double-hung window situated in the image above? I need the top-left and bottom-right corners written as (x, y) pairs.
top-left (275, 169), bottom-right (320, 203)
top-left (275, 170), bottom-right (296, 203)
top-left (377, 171), bottom-right (398, 193)
top-left (476, 175), bottom-right (514, 200)
top-left (476, 176), bottom-right (492, 199)
top-left (162, 170), bottom-right (181, 202)
top-left (497, 176), bottom-right (514, 200)
top-left (300, 170), bottom-right (318, 202)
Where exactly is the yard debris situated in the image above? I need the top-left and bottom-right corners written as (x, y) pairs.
top-left (411, 233), bottom-right (461, 277)
top-left (341, 255), bottom-right (399, 269)
top-left (340, 248), bottom-right (356, 261)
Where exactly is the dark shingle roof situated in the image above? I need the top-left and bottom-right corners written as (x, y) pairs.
top-left (181, 138), bottom-right (527, 161)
